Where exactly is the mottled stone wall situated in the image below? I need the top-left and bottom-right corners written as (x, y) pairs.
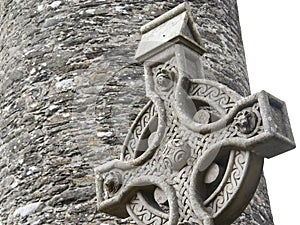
top-left (0, 0), bottom-right (273, 224)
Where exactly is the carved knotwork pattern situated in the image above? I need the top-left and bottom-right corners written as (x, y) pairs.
top-left (95, 3), bottom-right (295, 224)
top-left (122, 62), bottom-right (262, 223)
top-left (97, 58), bottom-right (266, 225)
top-left (173, 165), bottom-right (194, 222)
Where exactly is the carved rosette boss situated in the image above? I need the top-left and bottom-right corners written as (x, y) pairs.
top-left (95, 3), bottom-right (295, 225)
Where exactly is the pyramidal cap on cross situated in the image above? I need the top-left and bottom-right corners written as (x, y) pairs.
top-left (95, 3), bottom-right (295, 225)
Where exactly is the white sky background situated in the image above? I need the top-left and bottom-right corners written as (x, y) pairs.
top-left (237, 1), bottom-right (299, 224)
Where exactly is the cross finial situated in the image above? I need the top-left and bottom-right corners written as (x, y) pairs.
top-left (135, 2), bottom-right (205, 63)
top-left (95, 3), bottom-right (295, 225)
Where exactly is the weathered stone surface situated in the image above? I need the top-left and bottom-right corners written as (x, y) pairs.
top-left (0, 0), bottom-right (273, 224)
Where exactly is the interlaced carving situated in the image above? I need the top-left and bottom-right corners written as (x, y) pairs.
top-left (95, 3), bottom-right (295, 225)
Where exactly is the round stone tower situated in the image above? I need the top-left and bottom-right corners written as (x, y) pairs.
top-left (0, 0), bottom-right (273, 224)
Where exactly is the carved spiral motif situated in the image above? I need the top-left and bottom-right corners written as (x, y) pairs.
top-left (206, 151), bottom-right (247, 214)
top-left (123, 102), bottom-right (156, 160)
top-left (190, 82), bottom-right (236, 113)
top-left (127, 196), bottom-right (167, 225)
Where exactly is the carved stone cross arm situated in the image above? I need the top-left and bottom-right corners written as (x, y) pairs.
top-left (95, 3), bottom-right (295, 225)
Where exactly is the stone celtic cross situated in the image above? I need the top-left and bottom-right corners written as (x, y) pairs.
top-left (95, 3), bottom-right (295, 225)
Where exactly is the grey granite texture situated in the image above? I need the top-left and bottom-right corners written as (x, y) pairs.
top-left (0, 0), bottom-right (273, 224)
